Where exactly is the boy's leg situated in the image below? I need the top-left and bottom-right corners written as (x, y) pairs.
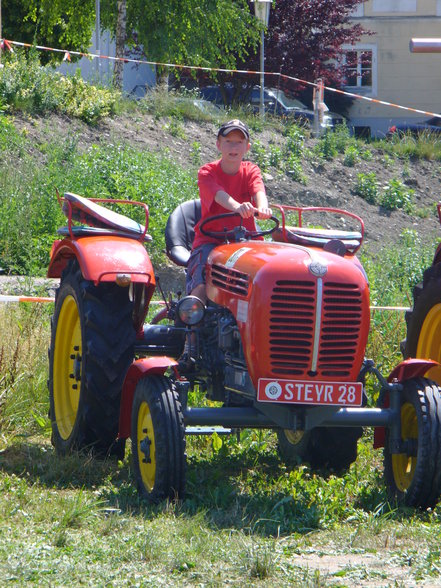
top-left (180, 243), bottom-right (216, 369)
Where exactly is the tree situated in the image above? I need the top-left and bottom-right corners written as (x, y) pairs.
top-left (262, 0), bottom-right (367, 89)
top-left (100, 0), bottom-right (261, 79)
top-left (2, 0), bottom-right (96, 62)
top-left (113, 0), bottom-right (127, 89)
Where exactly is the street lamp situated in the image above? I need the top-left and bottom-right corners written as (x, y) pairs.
top-left (251, 0), bottom-right (272, 118)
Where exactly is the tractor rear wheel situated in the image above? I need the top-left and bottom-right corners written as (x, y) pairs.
top-left (384, 377), bottom-right (441, 508)
top-left (278, 426), bottom-right (362, 472)
top-left (49, 260), bottom-right (135, 457)
top-left (131, 375), bottom-right (186, 502)
top-left (404, 263), bottom-right (441, 384)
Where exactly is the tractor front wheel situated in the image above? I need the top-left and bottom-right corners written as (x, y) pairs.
top-left (384, 377), bottom-right (441, 508)
top-left (131, 375), bottom-right (186, 502)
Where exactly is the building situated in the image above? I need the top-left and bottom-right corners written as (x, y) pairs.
top-left (58, 30), bottom-right (155, 97)
top-left (346, 0), bottom-right (441, 136)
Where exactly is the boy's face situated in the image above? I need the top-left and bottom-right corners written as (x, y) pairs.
top-left (216, 130), bottom-right (250, 164)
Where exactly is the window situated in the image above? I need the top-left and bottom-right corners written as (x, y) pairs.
top-left (342, 45), bottom-right (377, 96)
top-left (372, 0), bottom-right (416, 12)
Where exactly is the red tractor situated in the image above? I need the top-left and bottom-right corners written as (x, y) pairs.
top-left (48, 192), bottom-right (441, 508)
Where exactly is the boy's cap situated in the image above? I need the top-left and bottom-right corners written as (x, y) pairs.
top-left (218, 119), bottom-right (250, 140)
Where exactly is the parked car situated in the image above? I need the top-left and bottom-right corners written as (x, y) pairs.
top-left (387, 115), bottom-right (441, 137)
top-left (248, 87), bottom-right (345, 128)
top-left (199, 85), bottom-right (345, 128)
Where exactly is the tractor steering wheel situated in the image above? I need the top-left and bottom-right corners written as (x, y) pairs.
top-left (199, 212), bottom-right (279, 242)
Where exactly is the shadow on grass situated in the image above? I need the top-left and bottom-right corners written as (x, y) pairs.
top-left (0, 435), bottom-right (407, 537)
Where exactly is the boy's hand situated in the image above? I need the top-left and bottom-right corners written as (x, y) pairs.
top-left (236, 201), bottom-right (257, 218)
top-left (255, 207), bottom-right (273, 219)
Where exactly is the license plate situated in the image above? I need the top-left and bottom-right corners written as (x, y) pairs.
top-left (257, 378), bottom-right (363, 406)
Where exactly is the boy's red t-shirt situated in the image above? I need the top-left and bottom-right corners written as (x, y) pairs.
top-left (192, 159), bottom-right (265, 248)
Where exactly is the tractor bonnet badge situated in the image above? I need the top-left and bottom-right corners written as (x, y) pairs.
top-left (264, 381), bottom-right (282, 400)
top-left (309, 260), bottom-right (328, 277)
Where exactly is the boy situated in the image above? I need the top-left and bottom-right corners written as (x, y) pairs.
top-left (187, 119), bottom-right (272, 302)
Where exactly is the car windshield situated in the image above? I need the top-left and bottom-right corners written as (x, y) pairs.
top-left (268, 89), bottom-right (308, 109)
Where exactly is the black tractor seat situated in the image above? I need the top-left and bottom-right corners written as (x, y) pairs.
top-left (165, 199), bottom-right (201, 266)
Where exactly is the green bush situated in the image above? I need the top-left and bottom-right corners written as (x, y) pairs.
top-left (343, 145), bottom-right (359, 167)
top-left (284, 125), bottom-right (305, 158)
top-left (354, 172), bottom-right (378, 204)
top-left (380, 178), bottom-right (414, 212)
top-left (0, 50), bottom-right (119, 123)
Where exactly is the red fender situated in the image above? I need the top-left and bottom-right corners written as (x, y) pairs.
top-left (118, 356), bottom-right (178, 440)
top-left (48, 236), bottom-right (155, 286)
top-left (387, 358), bottom-right (439, 383)
top-left (373, 358), bottom-right (440, 448)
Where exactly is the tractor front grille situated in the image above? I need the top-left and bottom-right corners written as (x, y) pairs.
top-left (269, 280), bottom-right (363, 378)
top-left (211, 264), bottom-right (249, 296)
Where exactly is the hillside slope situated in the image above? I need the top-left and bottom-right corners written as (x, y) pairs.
top-left (15, 111), bottom-right (441, 254)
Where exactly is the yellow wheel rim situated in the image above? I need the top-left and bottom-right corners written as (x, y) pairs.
top-left (284, 430), bottom-right (305, 445)
top-left (137, 400), bottom-right (156, 492)
top-left (392, 402), bottom-right (418, 492)
top-left (53, 295), bottom-right (82, 440)
top-left (417, 303), bottom-right (441, 384)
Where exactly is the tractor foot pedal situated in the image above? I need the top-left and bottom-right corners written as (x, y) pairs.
top-left (185, 426), bottom-right (232, 436)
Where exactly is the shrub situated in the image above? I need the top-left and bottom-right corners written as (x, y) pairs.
top-left (343, 145), bottom-right (359, 167)
top-left (354, 172), bottom-right (378, 204)
top-left (284, 125), bottom-right (305, 158)
top-left (0, 50), bottom-right (119, 123)
top-left (285, 154), bottom-right (307, 184)
top-left (380, 178), bottom-right (414, 212)
top-left (251, 139), bottom-right (268, 171)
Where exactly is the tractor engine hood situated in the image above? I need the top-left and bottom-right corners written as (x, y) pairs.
top-left (206, 240), bottom-right (370, 386)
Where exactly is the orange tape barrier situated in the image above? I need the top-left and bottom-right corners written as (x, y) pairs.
top-left (2, 38), bottom-right (441, 121)
top-left (0, 293), bottom-right (410, 312)
top-left (0, 294), bottom-right (166, 305)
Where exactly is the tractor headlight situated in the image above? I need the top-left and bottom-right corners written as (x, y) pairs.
top-left (177, 296), bottom-right (205, 325)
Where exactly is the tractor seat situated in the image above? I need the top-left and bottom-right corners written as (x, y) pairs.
top-left (165, 199), bottom-right (201, 267)
top-left (272, 226), bottom-right (362, 253)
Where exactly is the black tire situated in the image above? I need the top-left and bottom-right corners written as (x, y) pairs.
top-left (404, 263), bottom-right (441, 384)
top-left (49, 260), bottom-right (135, 458)
top-left (131, 375), bottom-right (186, 502)
top-left (278, 426), bottom-right (362, 473)
top-left (384, 377), bottom-right (441, 508)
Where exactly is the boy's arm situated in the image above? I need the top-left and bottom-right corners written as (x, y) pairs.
top-left (214, 190), bottom-right (256, 218)
top-left (254, 190), bottom-right (272, 219)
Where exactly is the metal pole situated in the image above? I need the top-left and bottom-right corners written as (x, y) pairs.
top-left (95, 0), bottom-right (100, 77)
top-left (260, 28), bottom-right (265, 118)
